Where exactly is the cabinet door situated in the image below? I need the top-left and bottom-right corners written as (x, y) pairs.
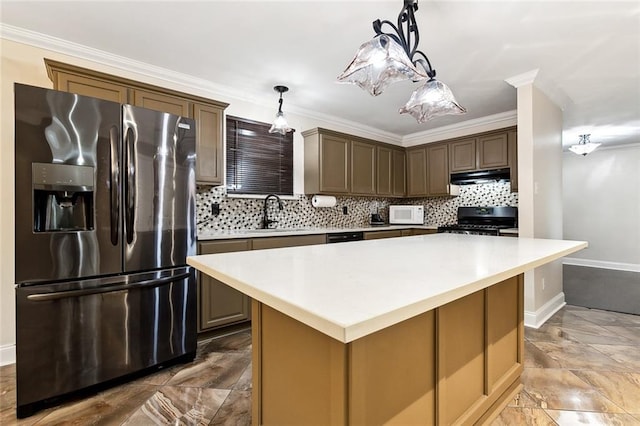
top-left (449, 139), bottom-right (476, 173)
top-left (193, 103), bottom-right (224, 185)
top-left (363, 230), bottom-right (403, 240)
top-left (252, 234), bottom-right (326, 250)
top-left (392, 149), bottom-right (406, 197)
top-left (376, 146), bottom-right (393, 196)
top-left (319, 134), bottom-right (350, 193)
top-left (427, 144), bottom-right (449, 196)
top-left (133, 89), bottom-right (191, 117)
top-left (351, 140), bottom-right (376, 195)
top-left (54, 73), bottom-right (129, 104)
top-left (198, 239), bottom-right (252, 331)
top-left (508, 130), bottom-right (518, 192)
top-left (407, 148), bottom-right (428, 197)
top-left (478, 133), bottom-right (509, 170)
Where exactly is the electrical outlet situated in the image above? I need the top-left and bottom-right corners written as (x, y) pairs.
top-left (211, 202), bottom-right (220, 217)
top-left (343, 206), bottom-right (348, 215)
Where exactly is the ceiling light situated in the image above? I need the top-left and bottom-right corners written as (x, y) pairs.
top-left (569, 134), bottom-right (601, 156)
top-left (337, 0), bottom-right (466, 123)
top-left (268, 85), bottom-right (293, 135)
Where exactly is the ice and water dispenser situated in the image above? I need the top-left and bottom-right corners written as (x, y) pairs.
top-left (32, 163), bottom-right (94, 232)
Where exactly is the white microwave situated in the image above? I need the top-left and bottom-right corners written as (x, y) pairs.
top-left (389, 205), bottom-right (424, 225)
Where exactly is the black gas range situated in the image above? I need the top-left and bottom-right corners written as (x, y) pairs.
top-left (438, 206), bottom-right (517, 236)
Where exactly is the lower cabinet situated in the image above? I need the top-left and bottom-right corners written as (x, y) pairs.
top-left (363, 230), bottom-right (403, 240)
top-left (198, 239), bottom-right (253, 332)
top-left (198, 234), bottom-right (326, 333)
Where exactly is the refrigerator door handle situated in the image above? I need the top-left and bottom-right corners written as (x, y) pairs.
top-left (26, 272), bottom-right (190, 301)
top-left (109, 126), bottom-right (120, 245)
top-left (124, 126), bottom-right (136, 244)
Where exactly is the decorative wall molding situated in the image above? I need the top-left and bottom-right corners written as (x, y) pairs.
top-left (0, 344), bottom-right (15, 366)
top-left (563, 257), bottom-right (640, 273)
top-left (401, 110), bottom-right (517, 147)
top-left (524, 292), bottom-right (566, 329)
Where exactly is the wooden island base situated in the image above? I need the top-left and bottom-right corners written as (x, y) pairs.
top-left (251, 275), bottom-right (524, 425)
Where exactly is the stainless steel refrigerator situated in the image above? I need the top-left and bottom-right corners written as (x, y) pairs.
top-left (14, 83), bottom-right (197, 417)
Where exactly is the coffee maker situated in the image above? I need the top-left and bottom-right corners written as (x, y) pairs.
top-left (32, 163), bottom-right (94, 232)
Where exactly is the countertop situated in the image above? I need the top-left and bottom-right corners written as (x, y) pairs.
top-left (197, 224), bottom-right (438, 240)
top-left (188, 234), bottom-right (585, 343)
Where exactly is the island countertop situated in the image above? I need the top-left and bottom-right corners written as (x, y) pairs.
top-left (187, 234), bottom-right (586, 343)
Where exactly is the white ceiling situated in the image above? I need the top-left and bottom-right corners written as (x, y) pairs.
top-left (1, 1), bottom-right (639, 147)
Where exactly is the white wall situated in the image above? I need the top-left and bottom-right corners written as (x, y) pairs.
top-left (563, 144), bottom-right (640, 266)
top-left (512, 79), bottom-right (565, 327)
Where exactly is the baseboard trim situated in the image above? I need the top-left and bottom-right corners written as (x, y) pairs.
top-left (563, 257), bottom-right (640, 273)
top-left (0, 344), bottom-right (16, 366)
top-left (524, 292), bottom-right (566, 329)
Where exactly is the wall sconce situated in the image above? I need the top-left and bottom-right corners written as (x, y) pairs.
top-left (569, 134), bottom-right (601, 156)
top-left (337, 0), bottom-right (466, 123)
top-left (268, 85), bottom-right (293, 135)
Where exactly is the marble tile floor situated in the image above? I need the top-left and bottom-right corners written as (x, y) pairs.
top-left (1, 305), bottom-right (639, 425)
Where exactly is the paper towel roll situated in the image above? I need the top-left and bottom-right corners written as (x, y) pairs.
top-left (311, 195), bottom-right (337, 208)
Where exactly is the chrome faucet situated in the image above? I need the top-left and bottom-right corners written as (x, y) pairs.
top-left (262, 194), bottom-right (284, 229)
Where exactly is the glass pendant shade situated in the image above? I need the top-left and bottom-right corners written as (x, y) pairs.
top-left (568, 134), bottom-right (600, 156)
top-left (399, 78), bottom-right (467, 123)
top-left (337, 35), bottom-right (427, 96)
top-left (268, 111), bottom-right (292, 135)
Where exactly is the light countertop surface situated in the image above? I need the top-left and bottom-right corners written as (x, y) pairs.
top-left (197, 224), bottom-right (438, 240)
top-left (188, 234), bottom-right (585, 343)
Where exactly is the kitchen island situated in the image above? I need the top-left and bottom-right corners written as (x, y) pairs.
top-left (188, 234), bottom-right (586, 425)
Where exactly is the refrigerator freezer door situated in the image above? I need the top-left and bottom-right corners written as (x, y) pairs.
top-left (122, 105), bottom-right (196, 272)
top-left (15, 267), bottom-right (197, 417)
top-left (14, 83), bottom-right (122, 284)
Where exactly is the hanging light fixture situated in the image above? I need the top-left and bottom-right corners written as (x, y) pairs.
top-left (337, 0), bottom-right (466, 123)
top-left (268, 85), bottom-right (293, 135)
top-left (569, 134), bottom-right (601, 156)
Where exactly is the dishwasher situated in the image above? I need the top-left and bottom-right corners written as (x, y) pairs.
top-left (326, 231), bottom-right (364, 243)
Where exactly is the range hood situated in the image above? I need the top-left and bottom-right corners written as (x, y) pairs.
top-left (450, 168), bottom-right (511, 185)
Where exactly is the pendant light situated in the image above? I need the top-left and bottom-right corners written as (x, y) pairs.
top-left (268, 85), bottom-right (293, 135)
top-left (569, 134), bottom-right (601, 156)
top-left (337, 0), bottom-right (466, 123)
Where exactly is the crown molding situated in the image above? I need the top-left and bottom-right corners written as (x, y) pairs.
top-left (505, 69), bottom-right (539, 88)
top-left (1, 24), bottom-right (402, 144)
top-left (401, 110), bottom-right (517, 147)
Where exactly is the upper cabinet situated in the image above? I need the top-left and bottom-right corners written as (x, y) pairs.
top-left (351, 140), bottom-right (376, 195)
top-left (449, 138), bottom-right (476, 173)
top-left (303, 128), bottom-right (402, 197)
top-left (477, 133), bottom-right (509, 170)
top-left (406, 147), bottom-right (428, 197)
top-left (426, 143), bottom-right (450, 196)
top-left (44, 59), bottom-right (229, 186)
top-left (392, 149), bottom-right (406, 197)
top-left (449, 131), bottom-right (511, 173)
top-left (508, 130), bottom-right (518, 192)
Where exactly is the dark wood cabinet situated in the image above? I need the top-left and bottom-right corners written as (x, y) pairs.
top-left (427, 143), bottom-right (449, 196)
top-left (449, 139), bottom-right (476, 173)
top-left (132, 89), bottom-right (190, 116)
top-left (376, 146), bottom-right (393, 196)
top-left (44, 59), bottom-right (228, 186)
top-left (252, 234), bottom-right (326, 250)
top-left (198, 239), bottom-right (253, 332)
top-left (193, 103), bottom-right (225, 185)
top-left (477, 133), bottom-right (509, 170)
top-left (351, 140), bottom-right (376, 195)
top-left (304, 128), bottom-right (402, 197)
top-left (508, 130), bottom-right (518, 192)
top-left (392, 149), bottom-right (406, 197)
top-left (407, 147), bottom-right (428, 197)
top-left (363, 230), bottom-right (403, 240)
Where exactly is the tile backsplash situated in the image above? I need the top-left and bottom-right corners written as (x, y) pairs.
top-left (197, 182), bottom-right (518, 232)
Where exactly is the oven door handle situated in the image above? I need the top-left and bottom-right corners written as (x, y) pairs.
top-left (26, 272), bottom-right (190, 301)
